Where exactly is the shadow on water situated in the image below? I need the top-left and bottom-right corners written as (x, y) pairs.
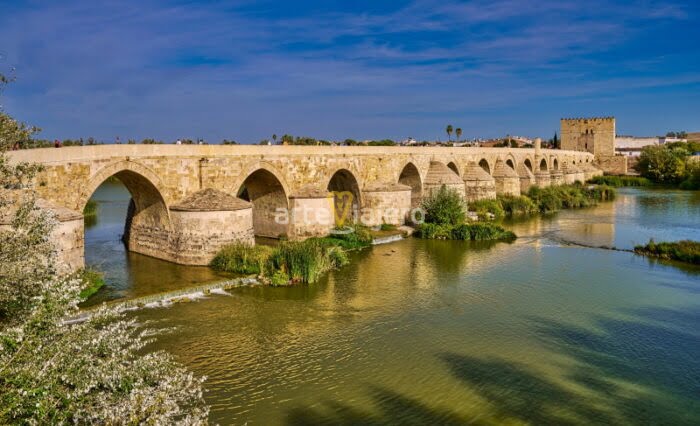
top-left (286, 305), bottom-right (700, 426)
top-left (287, 385), bottom-right (471, 426)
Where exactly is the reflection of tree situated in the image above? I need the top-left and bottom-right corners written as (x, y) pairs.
top-left (286, 306), bottom-right (700, 425)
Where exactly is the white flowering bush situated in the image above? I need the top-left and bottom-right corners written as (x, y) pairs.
top-left (0, 74), bottom-right (209, 424)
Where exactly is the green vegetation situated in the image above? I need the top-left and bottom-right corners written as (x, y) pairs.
top-left (634, 240), bottom-right (700, 265)
top-left (416, 186), bottom-right (516, 242)
top-left (468, 198), bottom-right (505, 220)
top-left (210, 244), bottom-right (274, 275)
top-left (211, 227), bottom-right (373, 286)
top-left (416, 222), bottom-right (516, 241)
top-left (77, 268), bottom-right (105, 300)
top-left (83, 199), bottom-right (98, 217)
top-left (636, 142), bottom-right (700, 189)
top-left (422, 186), bottom-right (466, 225)
top-left (587, 175), bottom-right (651, 187)
top-left (497, 195), bottom-right (538, 216)
top-left (468, 184), bottom-right (616, 219)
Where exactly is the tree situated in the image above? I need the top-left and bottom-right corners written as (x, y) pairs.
top-left (636, 145), bottom-right (687, 183)
top-left (0, 73), bottom-right (209, 424)
top-left (446, 124), bottom-right (453, 141)
top-left (455, 128), bottom-right (462, 142)
top-left (272, 134), bottom-right (277, 143)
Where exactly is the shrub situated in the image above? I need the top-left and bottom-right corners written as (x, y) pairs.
top-left (416, 222), bottom-right (516, 242)
top-left (415, 223), bottom-right (453, 239)
top-left (422, 186), bottom-right (466, 225)
top-left (321, 225), bottom-right (373, 250)
top-left (634, 239), bottom-right (700, 265)
top-left (210, 243), bottom-right (274, 274)
top-left (679, 163), bottom-right (700, 190)
top-left (265, 239), bottom-right (345, 284)
top-left (468, 198), bottom-right (505, 220)
top-left (497, 195), bottom-right (538, 216)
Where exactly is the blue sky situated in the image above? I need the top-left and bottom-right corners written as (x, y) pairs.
top-left (1, 0), bottom-right (698, 143)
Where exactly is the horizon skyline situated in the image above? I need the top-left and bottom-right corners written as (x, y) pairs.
top-left (1, 0), bottom-right (699, 143)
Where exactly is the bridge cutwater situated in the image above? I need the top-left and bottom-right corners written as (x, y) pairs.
top-left (6, 142), bottom-right (601, 270)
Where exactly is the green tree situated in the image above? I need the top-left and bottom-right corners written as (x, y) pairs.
top-left (0, 73), bottom-right (209, 424)
top-left (455, 128), bottom-right (462, 142)
top-left (446, 124), bottom-right (453, 141)
top-left (272, 134), bottom-right (277, 143)
top-left (636, 145), bottom-right (687, 183)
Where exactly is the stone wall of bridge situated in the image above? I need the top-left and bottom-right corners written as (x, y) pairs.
top-left (7, 145), bottom-right (599, 267)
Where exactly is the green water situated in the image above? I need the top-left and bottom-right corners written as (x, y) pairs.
top-left (86, 184), bottom-right (700, 425)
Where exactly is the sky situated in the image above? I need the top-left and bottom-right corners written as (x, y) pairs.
top-left (0, 0), bottom-right (699, 143)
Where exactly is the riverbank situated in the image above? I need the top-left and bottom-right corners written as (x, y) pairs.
top-left (634, 240), bottom-right (700, 265)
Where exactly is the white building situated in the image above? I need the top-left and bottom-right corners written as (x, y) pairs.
top-left (614, 136), bottom-right (687, 157)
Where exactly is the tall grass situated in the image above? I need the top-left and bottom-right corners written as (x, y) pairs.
top-left (468, 199), bottom-right (505, 220)
top-left (211, 236), bottom-right (354, 286)
top-left (210, 243), bottom-right (274, 274)
top-left (588, 175), bottom-right (651, 187)
top-left (634, 240), bottom-right (700, 265)
top-left (497, 195), bottom-right (538, 216)
top-left (416, 222), bottom-right (515, 241)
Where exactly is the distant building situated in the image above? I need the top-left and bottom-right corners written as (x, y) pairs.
top-left (614, 135), bottom-right (687, 157)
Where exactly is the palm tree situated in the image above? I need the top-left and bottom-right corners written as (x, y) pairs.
top-left (272, 134), bottom-right (277, 144)
top-left (455, 128), bottom-right (462, 142)
top-left (446, 124), bottom-right (453, 141)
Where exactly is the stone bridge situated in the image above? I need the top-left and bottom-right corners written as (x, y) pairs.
top-left (7, 143), bottom-right (599, 269)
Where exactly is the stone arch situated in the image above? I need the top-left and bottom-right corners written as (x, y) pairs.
top-left (398, 162), bottom-right (423, 209)
top-left (237, 167), bottom-right (290, 238)
top-left (82, 160), bottom-right (171, 259)
top-left (523, 158), bottom-right (534, 172)
top-left (553, 158), bottom-right (559, 170)
top-left (539, 158), bottom-right (548, 171)
top-left (505, 158), bottom-right (516, 170)
top-left (478, 159), bottom-right (491, 175)
top-left (447, 161), bottom-right (460, 176)
top-left (327, 168), bottom-right (362, 226)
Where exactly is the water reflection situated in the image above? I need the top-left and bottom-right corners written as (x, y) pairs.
top-left (86, 184), bottom-right (700, 424)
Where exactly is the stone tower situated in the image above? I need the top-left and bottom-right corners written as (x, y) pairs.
top-left (560, 116), bottom-right (626, 174)
top-left (560, 117), bottom-right (615, 157)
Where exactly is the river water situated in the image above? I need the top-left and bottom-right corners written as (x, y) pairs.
top-left (86, 182), bottom-right (700, 425)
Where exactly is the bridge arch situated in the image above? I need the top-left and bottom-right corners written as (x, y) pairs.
top-left (398, 162), bottom-right (423, 209)
top-left (523, 158), bottom-right (534, 173)
top-left (237, 164), bottom-right (290, 238)
top-left (478, 159), bottom-right (492, 175)
top-left (82, 160), bottom-right (171, 259)
top-left (539, 158), bottom-right (548, 172)
top-left (552, 158), bottom-right (560, 171)
top-left (327, 168), bottom-right (362, 226)
top-left (447, 161), bottom-right (460, 176)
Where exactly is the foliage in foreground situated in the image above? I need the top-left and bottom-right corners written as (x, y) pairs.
top-left (587, 175), bottom-right (651, 188)
top-left (634, 240), bottom-right (700, 265)
top-left (83, 199), bottom-right (98, 217)
top-left (1, 74), bottom-right (209, 424)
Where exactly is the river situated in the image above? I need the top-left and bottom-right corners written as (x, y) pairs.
top-left (86, 182), bottom-right (700, 425)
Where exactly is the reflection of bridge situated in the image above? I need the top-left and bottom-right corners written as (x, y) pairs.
top-left (8, 143), bottom-right (600, 269)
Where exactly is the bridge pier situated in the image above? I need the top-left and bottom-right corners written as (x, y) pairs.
top-left (493, 161), bottom-right (520, 196)
top-left (361, 183), bottom-right (412, 227)
top-left (463, 161), bottom-right (496, 202)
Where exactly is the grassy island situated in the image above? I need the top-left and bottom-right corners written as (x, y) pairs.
top-left (416, 186), bottom-right (516, 241)
top-left (634, 240), bottom-right (700, 265)
top-left (587, 175), bottom-right (651, 187)
top-left (77, 268), bottom-right (105, 300)
top-left (211, 228), bottom-right (373, 286)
